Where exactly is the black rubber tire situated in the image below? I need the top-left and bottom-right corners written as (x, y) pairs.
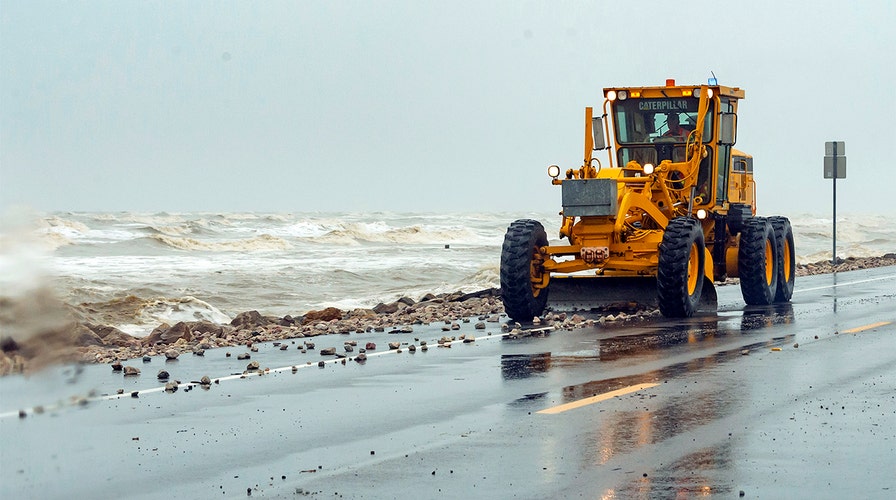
top-left (500, 219), bottom-right (549, 321)
top-left (738, 217), bottom-right (779, 305)
top-left (769, 216), bottom-right (795, 302)
top-left (657, 217), bottom-right (705, 317)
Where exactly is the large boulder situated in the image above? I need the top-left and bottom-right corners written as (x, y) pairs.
top-left (143, 322), bottom-right (192, 346)
top-left (69, 323), bottom-right (104, 347)
top-left (303, 307), bottom-right (343, 322)
top-left (230, 311), bottom-right (274, 329)
top-left (87, 324), bottom-right (140, 348)
top-left (373, 302), bottom-right (399, 315)
top-left (188, 321), bottom-right (231, 337)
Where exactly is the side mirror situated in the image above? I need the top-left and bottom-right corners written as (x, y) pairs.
top-left (591, 116), bottom-right (606, 150)
top-left (720, 113), bottom-right (737, 145)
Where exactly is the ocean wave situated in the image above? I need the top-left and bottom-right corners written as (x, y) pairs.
top-left (309, 223), bottom-right (487, 246)
top-left (71, 295), bottom-right (232, 336)
top-left (149, 233), bottom-right (292, 252)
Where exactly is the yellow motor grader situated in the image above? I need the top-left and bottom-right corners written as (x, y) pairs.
top-left (500, 79), bottom-right (795, 319)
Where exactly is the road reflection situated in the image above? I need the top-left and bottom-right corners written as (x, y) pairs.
top-left (500, 305), bottom-right (797, 382)
top-left (500, 352), bottom-right (552, 379)
top-left (504, 306), bottom-right (798, 496)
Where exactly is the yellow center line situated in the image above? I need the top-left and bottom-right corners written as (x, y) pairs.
top-left (841, 321), bottom-right (892, 334)
top-left (537, 382), bottom-right (659, 415)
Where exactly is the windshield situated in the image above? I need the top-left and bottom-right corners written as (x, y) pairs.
top-left (613, 98), bottom-right (713, 144)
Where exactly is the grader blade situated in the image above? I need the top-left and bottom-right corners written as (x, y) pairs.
top-left (545, 276), bottom-right (717, 314)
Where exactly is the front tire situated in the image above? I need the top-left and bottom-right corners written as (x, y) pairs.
top-left (739, 218), bottom-right (779, 305)
top-left (769, 216), bottom-right (795, 302)
top-left (500, 219), bottom-right (549, 322)
top-left (657, 217), bottom-right (705, 317)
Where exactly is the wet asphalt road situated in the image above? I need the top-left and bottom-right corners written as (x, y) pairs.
top-left (2, 266), bottom-right (895, 499)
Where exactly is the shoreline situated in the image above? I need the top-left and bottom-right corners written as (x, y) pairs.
top-left (1, 255), bottom-right (894, 376)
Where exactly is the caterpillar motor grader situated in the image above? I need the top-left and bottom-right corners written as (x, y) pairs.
top-left (500, 79), bottom-right (795, 320)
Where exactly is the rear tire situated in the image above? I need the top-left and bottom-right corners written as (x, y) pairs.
top-left (657, 217), bottom-right (705, 317)
top-left (768, 216), bottom-right (795, 302)
top-left (500, 219), bottom-right (549, 321)
top-left (739, 218), bottom-right (779, 305)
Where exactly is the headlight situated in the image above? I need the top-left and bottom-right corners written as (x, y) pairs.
top-left (643, 163), bottom-right (655, 174)
top-left (696, 209), bottom-right (708, 220)
top-left (606, 90), bottom-right (617, 101)
top-left (547, 164), bottom-right (560, 178)
top-left (618, 90), bottom-right (628, 101)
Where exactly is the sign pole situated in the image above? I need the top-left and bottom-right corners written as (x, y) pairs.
top-left (832, 143), bottom-right (837, 268)
top-left (824, 141), bottom-right (845, 269)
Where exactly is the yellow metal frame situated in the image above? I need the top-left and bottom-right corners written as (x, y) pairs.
top-left (535, 82), bottom-right (747, 291)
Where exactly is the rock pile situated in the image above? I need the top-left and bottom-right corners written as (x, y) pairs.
top-left (1, 256), bottom-right (893, 375)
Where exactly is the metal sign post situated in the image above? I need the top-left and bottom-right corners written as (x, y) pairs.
top-left (824, 141), bottom-right (846, 267)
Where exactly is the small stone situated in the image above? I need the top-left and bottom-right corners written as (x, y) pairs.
top-left (317, 361), bottom-right (325, 368)
top-left (200, 376), bottom-right (211, 386)
top-left (740, 349), bottom-right (750, 356)
top-left (474, 322), bottom-right (486, 330)
top-left (247, 361), bottom-right (260, 371)
top-left (131, 391), bottom-right (139, 398)
top-left (793, 343), bottom-right (799, 348)
top-left (165, 350), bottom-right (179, 360)
top-left (366, 342), bottom-right (376, 350)
top-left (355, 353), bottom-right (367, 362)
top-left (320, 347), bottom-right (336, 356)
top-left (291, 366), bottom-right (298, 373)
top-left (111, 361), bottom-right (123, 372)
top-left (123, 366), bottom-right (140, 376)
top-left (279, 345), bottom-right (288, 351)
top-left (193, 348), bottom-right (205, 356)
top-left (250, 346), bottom-right (259, 352)
top-left (344, 345), bottom-right (353, 352)
top-left (226, 352), bottom-right (232, 357)
top-left (157, 370), bottom-right (170, 380)
top-left (116, 389), bottom-right (124, 395)
top-left (388, 342), bottom-right (401, 350)
top-left (408, 344), bottom-right (416, 352)
top-left (164, 381), bottom-right (178, 393)
top-left (463, 336), bottom-right (475, 343)
top-left (304, 342), bottom-right (316, 349)
top-left (142, 356), bottom-right (151, 363)
top-left (237, 353), bottom-right (251, 360)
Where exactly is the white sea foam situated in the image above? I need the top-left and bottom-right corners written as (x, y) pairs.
top-left (138, 296), bottom-right (231, 328)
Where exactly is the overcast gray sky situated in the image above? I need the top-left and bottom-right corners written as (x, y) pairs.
top-left (2, 0), bottom-right (894, 216)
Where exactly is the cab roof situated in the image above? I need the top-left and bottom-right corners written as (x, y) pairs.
top-left (604, 82), bottom-right (745, 100)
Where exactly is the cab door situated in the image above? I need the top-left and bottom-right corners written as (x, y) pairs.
top-left (728, 154), bottom-right (755, 207)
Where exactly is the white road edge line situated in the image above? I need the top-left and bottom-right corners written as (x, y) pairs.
top-left (1, 328), bottom-right (539, 419)
top-left (793, 274), bottom-right (896, 294)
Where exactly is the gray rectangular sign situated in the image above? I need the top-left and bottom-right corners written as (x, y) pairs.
top-left (825, 141), bottom-right (845, 156)
top-left (824, 155), bottom-right (847, 178)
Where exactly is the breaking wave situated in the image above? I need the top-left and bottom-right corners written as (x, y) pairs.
top-left (148, 233), bottom-right (292, 252)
